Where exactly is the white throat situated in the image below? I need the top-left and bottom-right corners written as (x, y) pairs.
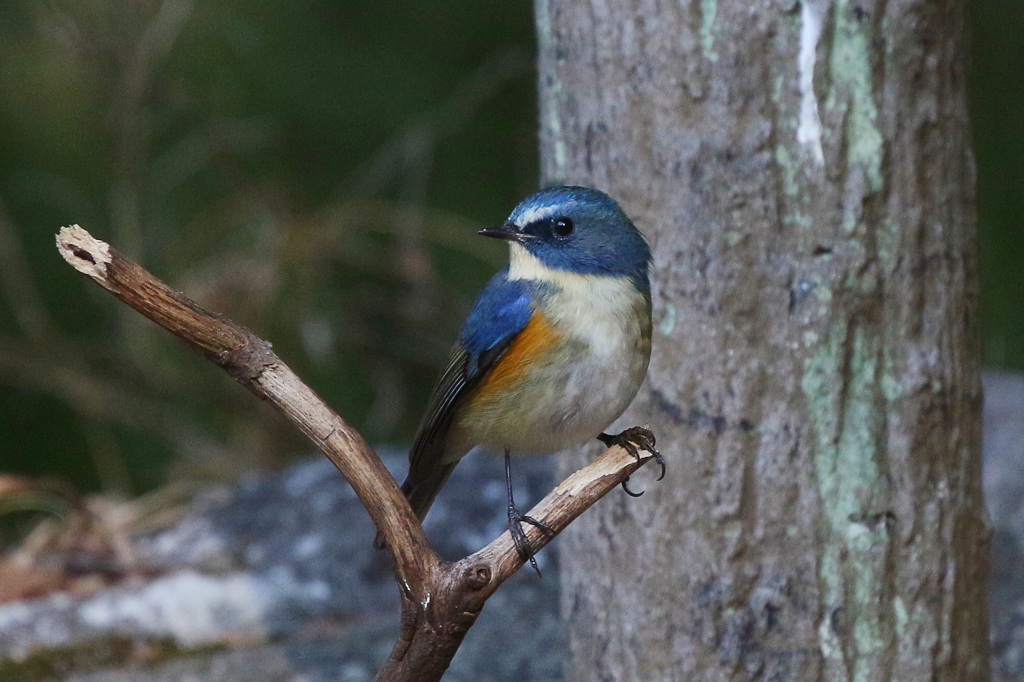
top-left (505, 244), bottom-right (644, 359)
top-left (507, 243), bottom-right (559, 282)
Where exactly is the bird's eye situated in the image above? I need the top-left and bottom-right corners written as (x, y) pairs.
top-left (552, 217), bottom-right (575, 238)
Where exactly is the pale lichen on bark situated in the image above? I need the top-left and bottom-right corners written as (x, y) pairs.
top-left (823, 0), bottom-right (886, 207)
top-left (699, 0), bottom-right (718, 63)
top-left (802, 321), bottom-right (895, 681)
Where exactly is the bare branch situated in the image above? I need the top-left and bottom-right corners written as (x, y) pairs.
top-left (56, 224), bottom-right (438, 595)
top-left (375, 443), bottom-right (654, 681)
top-left (56, 224), bottom-right (658, 682)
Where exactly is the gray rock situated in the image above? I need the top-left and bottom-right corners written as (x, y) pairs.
top-left (0, 450), bottom-right (564, 682)
top-left (985, 372), bottom-right (1024, 682)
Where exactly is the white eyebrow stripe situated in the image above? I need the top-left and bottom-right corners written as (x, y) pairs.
top-left (512, 204), bottom-right (556, 227)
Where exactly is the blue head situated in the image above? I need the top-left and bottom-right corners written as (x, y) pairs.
top-left (479, 186), bottom-right (651, 291)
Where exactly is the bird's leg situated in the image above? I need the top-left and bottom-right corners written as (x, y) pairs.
top-left (505, 450), bottom-right (554, 577)
top-left (597, 426), bottom-right (664, 497)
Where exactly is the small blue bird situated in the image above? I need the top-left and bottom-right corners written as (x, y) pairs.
top-left (393, 186), bottom-right (661, 570)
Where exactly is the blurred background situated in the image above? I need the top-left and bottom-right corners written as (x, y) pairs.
top-left (0, 0), bottom-right (538, 505)
top-left (0, 0), bottom-right (1020, 500)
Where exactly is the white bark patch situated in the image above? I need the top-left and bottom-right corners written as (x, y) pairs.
top-left (798, 2), bottom-right (825, 166)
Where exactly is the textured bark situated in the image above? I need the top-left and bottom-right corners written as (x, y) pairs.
top-left (537, 1), bottom-right (988, 681)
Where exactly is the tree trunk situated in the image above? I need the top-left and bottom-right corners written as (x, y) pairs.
top-left (536, 1), bottom-right (989, 680)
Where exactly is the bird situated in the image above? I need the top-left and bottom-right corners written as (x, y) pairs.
top-left (385, 185), bottom-right (662, 572)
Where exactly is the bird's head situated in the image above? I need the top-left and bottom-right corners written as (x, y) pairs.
top-left (479, 186), bottom-right (651, 290)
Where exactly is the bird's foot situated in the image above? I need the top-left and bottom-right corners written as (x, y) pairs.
top-left (508, 504), bottom-right (554, 577)
top-left (598, 426), bottom-right (664, 497)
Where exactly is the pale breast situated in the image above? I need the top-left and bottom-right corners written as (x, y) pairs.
top-left (453, 250), bottom-right (652, 456)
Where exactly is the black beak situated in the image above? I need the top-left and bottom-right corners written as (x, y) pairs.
top-left (478, 221), bottom-right (528, 242)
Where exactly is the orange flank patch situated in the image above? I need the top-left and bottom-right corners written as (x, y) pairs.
top-left (471, 311), bottom-right (557, 405)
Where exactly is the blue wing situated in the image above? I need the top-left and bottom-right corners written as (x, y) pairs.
top-left (459, 269), bottom-right (535, 379)
top-left (402, 269), bottom-right (534, 515)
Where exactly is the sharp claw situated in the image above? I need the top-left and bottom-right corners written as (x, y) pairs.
top-left (653, 451), bottom-right (666, 481)
top-left (508, 507), bottom-right (552, 577)
top-left (600, 426), bottom-right (666, 491)
top-left (621, 477), bottom-right (644, 497)
top-left (520, 515), bottom-right (555, 537)
top-left (509, 515), bottom-right (542, 577)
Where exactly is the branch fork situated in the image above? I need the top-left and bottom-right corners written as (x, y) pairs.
top-left (56, 224), bottom-right (659, 682)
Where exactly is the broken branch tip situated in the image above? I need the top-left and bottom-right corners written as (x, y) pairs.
top-left (56, 224), bottom-right (112, 281)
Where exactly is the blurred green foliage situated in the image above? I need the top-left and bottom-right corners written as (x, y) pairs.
top-left (0, 0), bottom-right (537, 494)
top-left (970, 0), bottom-right (1024, 370)
top-left (0, 0), bottom-right (1018, 497)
